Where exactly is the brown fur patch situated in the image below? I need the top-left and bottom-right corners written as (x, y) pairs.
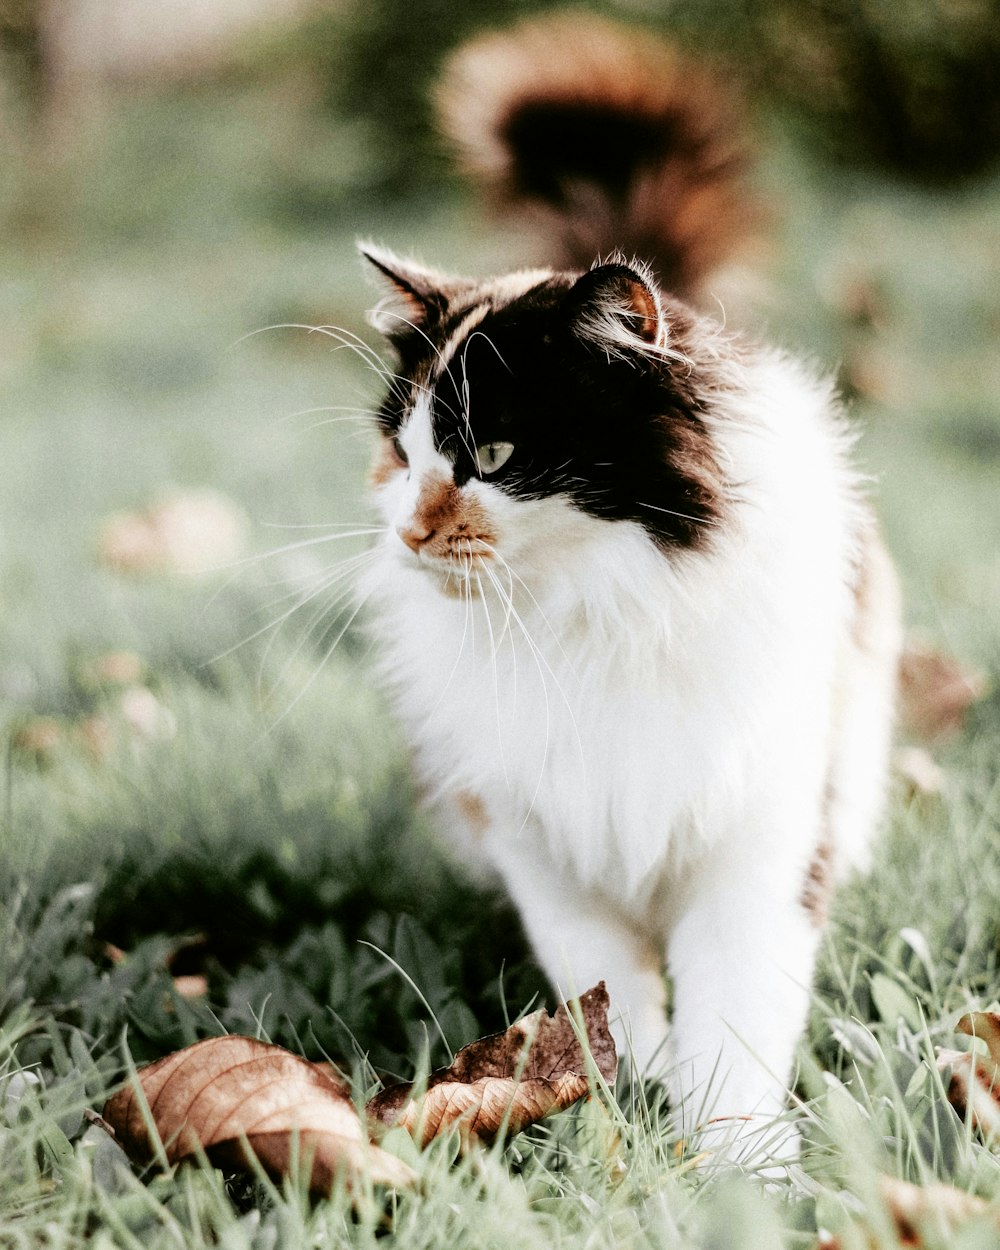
top-left (456, 791), bottom-right (489, 838)
top-left (409, 473), bottom-right (497, 558)
top-left (800, 829), bottom-right (835, 929)
top-left (370, 435), bottom-right (405, 488)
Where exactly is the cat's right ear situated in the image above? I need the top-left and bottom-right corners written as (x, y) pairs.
top-left (358, 243), bottom-right (453, 337)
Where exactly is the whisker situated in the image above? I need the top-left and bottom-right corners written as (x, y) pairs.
top-left (266, 577), bottom-right (377, 732)
top-left (426, 556), bottom-right (475, 719)
top-left (263, 568), bottom-right (367, 701)
top-left (234, 322), bottom-right (395, 388)
top-left (207, 548), bottom-right (377, 666)
top-left (481, 543), bottom-right (575, 672)
top-left (260, 520), bottom-right (386, 532)
top-left (277, 404), bottom-right (379, 426)
top-left (479, 560), bottom-right (550, 816)
top-left (225, 527), bottom-right (388, 571)
top-left (475, 546), bottom-right (511, 789)
top-left (480, 553), bottom-right (587, 816)
top-left (635, 499), bottom-right (717, 527)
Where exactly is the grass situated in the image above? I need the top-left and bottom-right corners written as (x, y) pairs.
top-left (1, 65), bottom-right (999, 1248)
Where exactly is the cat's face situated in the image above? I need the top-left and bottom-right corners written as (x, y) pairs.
top-left (362, 245), bottom-right (724, 588)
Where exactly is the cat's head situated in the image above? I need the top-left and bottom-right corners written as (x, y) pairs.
top-left (360, 243), bottom-right (725, 585)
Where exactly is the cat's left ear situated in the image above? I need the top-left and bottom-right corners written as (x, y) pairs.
top-left (359, 242), bottom-right (462, 337)
top-left (567, 261), bottom-right (665, 351)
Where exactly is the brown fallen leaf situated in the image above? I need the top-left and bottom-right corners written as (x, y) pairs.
top-left (812, 1177), bottom-right (997, 1249)
top-left (893, 745), bottom-right (946, 798)
top-left (10, 717), bottom-right (63, 764)
top-left (878, 1176), bottom-right (992, 1245)
top-left (366, 982), bottom-right (616, 1147)
top-left (898, 639), bottom-right (987, 744)
top-left (938, 1011), bottom-right (1000, 1139)
top-left (171, 974), bottom-right (209, 1000)
top-left (97, 490), bottom-right (247, 576)
top-left (103, 1035), bottom-right (414, 1195)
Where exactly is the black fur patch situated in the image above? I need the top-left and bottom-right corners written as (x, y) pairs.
top-left (378, 278), bottom-right (727, 551)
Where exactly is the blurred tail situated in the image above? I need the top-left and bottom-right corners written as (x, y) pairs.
top-left (436, 13), bottom-right (757, 299)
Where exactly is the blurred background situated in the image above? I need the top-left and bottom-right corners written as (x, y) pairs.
top-left (1, 0), bottom-right (1000, 1070)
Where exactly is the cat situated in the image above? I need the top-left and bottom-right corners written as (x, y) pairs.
top-left (356, 13), bottom-right (901, 1161)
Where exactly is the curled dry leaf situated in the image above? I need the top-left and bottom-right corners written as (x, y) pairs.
top-left (898, 639), bottom-right (986, 744)
top-left (102, 1035), bottom-right (414, 1195)
top-left (893, 745), bottom-right (946, 798)
top-left (97, 490), bottom-right (247, 576)
top-left (366, 982), bottom-right (617, 1147)
top-left (813, 1177), bottom-right (997, 1249)
top-left (938, 1011), bottom-right (1000, 1138)
top-left (878, 1176), bottom-right (993, 1245)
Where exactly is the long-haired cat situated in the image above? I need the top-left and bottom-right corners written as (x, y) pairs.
top-left (357, 14), bottom-right (901, 1160)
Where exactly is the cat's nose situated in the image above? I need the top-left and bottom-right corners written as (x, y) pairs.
top-left (396, 520), bottom-right (435, 553)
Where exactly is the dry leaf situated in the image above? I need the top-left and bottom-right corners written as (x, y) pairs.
top-left (938, 1011), bottom-right (1000, 1138)
top-left (878, 1176), bottom-right (992, 1245)
top-left (898, 640), bottom-right (986, 744)
top-left (893, 746), bottom-right (946, 798)
top-left (103, 1035), bottom-right (414, 1194)
top-left (118, 686), bottom-right (177, 741)
top-left (89, 651), bottom-right (145, 686)
top-left (97, 490), bottom-right (247, 576)
top-left (10, 717), bottom-right (63, 763)
top-left (366, 982), bottom-right (617, 1147)
top-left (171, 975), bottom-right (208, 1000)
top-left (813, 1177), bottom-right (997, 1249)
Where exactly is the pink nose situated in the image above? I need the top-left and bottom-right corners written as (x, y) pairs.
top-left (396, 521), bottom-right (435, 553)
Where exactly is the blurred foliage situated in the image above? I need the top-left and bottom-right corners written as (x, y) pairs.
top-left (247, 0), bottom-right (574, 205)
top-left (3, 0), bottom-right (998, 219)
top-left (0, 0), bottom-right (41, 91)
top-left (137, 0), bottom-right (998, 204)
top-left (662, 0), bottom-right (1000, 185)
top-left (254, 0), bottom-right (1000, 197)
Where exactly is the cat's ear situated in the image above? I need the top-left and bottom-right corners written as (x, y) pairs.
top-left (567, 261), bottom-right (664, 351)
top-left (358, 242), bottom-right (459, 337)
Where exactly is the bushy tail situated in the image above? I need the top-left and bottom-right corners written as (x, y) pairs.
top-left (436, 13), bottom-right (757, 299)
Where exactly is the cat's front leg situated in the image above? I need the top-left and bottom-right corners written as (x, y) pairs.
top-left (666, 825), bottom-right (823, 1162)
top-left (494, 838), bottom-right (671, 1071)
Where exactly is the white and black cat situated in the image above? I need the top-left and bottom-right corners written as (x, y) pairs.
top-left (357, 14), bottom-right (901, 1160)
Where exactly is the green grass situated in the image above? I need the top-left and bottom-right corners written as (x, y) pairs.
top-left (1, 69), bottom-right (1000, 1248)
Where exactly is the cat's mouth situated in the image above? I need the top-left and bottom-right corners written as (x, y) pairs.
top-left (407, 545), bottom-right (496, 597)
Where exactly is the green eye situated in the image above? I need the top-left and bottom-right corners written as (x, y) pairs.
top-left (475, 441), bottom-right (515, 476)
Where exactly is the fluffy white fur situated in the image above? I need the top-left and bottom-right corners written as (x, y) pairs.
top-left (362, 281), bottom-right (900, 1162)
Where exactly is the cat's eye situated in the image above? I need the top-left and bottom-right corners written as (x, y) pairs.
top-left (390, 436), bottom-right (408, 466)
top-left (475, 441), bottom-right (515, 476)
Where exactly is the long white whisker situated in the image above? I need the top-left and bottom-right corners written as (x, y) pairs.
top-left (481, 542), bottom-right (575, 672)
top-left (301, 414), bottom-right (379, 434)
top-left (479, 560), bottom-right (550, 821)
top-left (263, 566), bottom-right (370, 701)
top-left (248, 551), bottom-right (372, 617)
top-left (260, 521), bottom-right (385, 532)
top-left (634, 499), bottom-right (717, 527)
top-left (482, 554), bottom-right (587, 814)
top-left (235, 322), bottom-right (395, 387)
top-left (425, 557), bottom-right (475, 719)
top-left (207, 549), bottom-right (376, 666)
top-left (226, 527), bottom-right (388, 570)
top-left (475, 547), bottom-right (510, 790)
top-left (266, 578), bottom-right (377, 732)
